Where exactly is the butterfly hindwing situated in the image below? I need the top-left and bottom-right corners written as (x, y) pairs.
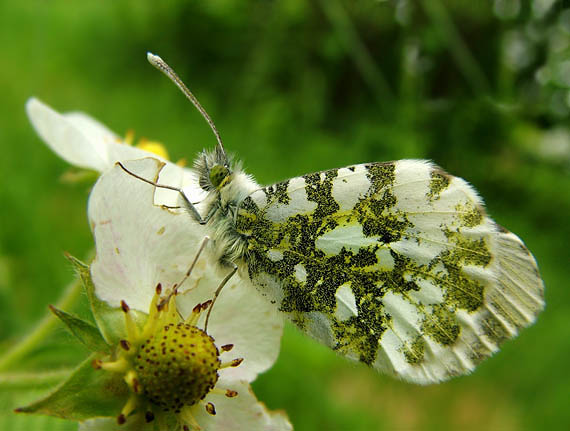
top-left (235, 160), bottom-right (544, 384)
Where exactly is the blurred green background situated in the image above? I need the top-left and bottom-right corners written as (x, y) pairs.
top-left (1, 1), bottom-right (569, 430)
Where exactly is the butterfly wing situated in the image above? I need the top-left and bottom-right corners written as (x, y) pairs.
top-left (235, 160), bottom-right (544, 384)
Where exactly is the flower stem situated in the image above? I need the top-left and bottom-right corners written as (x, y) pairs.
top-left (0, 279), bottom-right (82, 372)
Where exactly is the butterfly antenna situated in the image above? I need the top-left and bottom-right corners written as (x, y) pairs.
top-left (147, 52), bottom-right (227, 161)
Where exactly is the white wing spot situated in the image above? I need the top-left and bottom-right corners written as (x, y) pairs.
top-left (331, 165), bottom-right (371, 212)
top-left (267, 249), bottom-right (284, 262)
top-left (376, 247), bottom-right (395, 270)
top-left (335, 282), bottom-right (358, 321)
top-left (294, 264), bottom-right (307, 282)
top-left (263, 177), bottom-right (316, 222)
top-left (408, 277), bottom-right (446, 305)
top-left (315, 224), bottom-right (377, 255)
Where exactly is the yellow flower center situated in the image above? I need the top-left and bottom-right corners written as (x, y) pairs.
top-left (135, 140), bottom-right (170, 160)
top-left (124, 129), bottom-right (170, 160)
top-left (135, 322), bottom-right (220, 412)
top-left (93, 283), bottom-right (244, 429)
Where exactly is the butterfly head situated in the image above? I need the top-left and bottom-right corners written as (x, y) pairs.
top-left (209, 164), bottom-right (231, 189)
top-left (196, 148), bottom-right (233, 192)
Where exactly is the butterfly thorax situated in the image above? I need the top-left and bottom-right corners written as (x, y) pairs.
top-left (195, 150), bottom-right (260, 265)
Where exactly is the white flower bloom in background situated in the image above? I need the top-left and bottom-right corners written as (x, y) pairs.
top-left (26, 97), bottom-right (202, 207)
top-left (84, 157), bottom-right (289, 430)
top-left (26, 97), bottom-right (169, 173)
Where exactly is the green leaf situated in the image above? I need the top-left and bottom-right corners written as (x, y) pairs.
top-left (65, 254), bottom-right (146, 346)
top-left (15, 353), bottom-right (128, 421)
top-left (1, 411), bottom-right (77, 431)
top-left (0, 369), bottom-right (71, 390)
top-left (49, 305), bottom-right (109, 353)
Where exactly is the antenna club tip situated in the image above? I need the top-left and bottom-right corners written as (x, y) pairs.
top-left (146, 52), bottom-right (161, 65)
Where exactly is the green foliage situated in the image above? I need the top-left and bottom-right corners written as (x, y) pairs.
top-left (48, 305), bottom-right (109, 353)
top-left (1, 0), bottom-right (569, 430)
top-left (15, 354), bottom-right (129, 421)
top-left (66, 255), bottom-right (145, 346)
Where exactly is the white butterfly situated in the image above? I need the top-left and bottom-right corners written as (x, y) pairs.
top-left (125, 53), bottom-right (545, 385)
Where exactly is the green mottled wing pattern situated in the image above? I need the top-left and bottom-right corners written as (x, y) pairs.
top-left (235, 160), bottom-right (544, 384)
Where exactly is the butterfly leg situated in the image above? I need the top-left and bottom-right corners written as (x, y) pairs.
top-left (116, 161), bottom-right (204, 223)
top-left (204, 263), bottom-right (238, 331)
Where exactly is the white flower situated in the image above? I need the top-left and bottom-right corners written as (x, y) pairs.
top-left (84, 157), bottom-right (289, 430)
top-left (26, 97), bottom-right (201, 208)
top-left (26, 97), bottom-right (167, 173)
top-left (26, 98), bottom-right (290, 430)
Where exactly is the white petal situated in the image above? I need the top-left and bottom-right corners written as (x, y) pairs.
top-left (88, 158), bottom-right (204, 311)
top-left (26, 98), bottom-right (167, 172)
top-left (209, 277), bottom-right (283, 382)
top-left (195, 380), bottom-right (292, 431)
top-left (64, 112), bottom-right (119, 146)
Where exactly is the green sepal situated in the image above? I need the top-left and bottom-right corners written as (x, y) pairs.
top-left (65, 254), bottom-right (146, 346)
top-left (48, 305), bottom-right (110, 353)
top-left (60, 168), bottom-right (99, 185)
top-left (14, 353), bottom-right (128, 421)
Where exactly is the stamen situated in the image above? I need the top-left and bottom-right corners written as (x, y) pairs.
top-left (99, 357), bottom-right (129, 373)
top-left (225, 389), bottom-right (238, 398)
top-left (145, 411), bottom-right (155, 423)
top-left (186, 305), bottom-right (201, 327)
top-left (164, 294), bottom-right (181, 325)
top-left (205, 402), bottom-right (216, 416)
top-left (210, 387), bottom-right (239, 397)
top-left (118, 394), bottom-right (138, 424)
top-left (220, 358), bottom-right (244, 369)
top-left (120, 339), bottom-right (131, 351)
top-left (124, 370), bottom-right (140, 393)
top-left (141, 285), bottom-right (163, 340)
top-left (122, 300), bottom-right (140, 341)
top-left (157, 291), bottom-right (180, 323)
top-left (124, 129), bottom-right (135, 146)
top-left (180, 406), bottom-right (201, 430)
top-left (185, 300), bottom-right (212, 327)
top-left (220, 344), bottom-right (234, 352)
top-left (149, 285), bottom-right (162, 315)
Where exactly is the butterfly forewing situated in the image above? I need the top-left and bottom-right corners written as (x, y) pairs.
top-left (235, 159), bottom-right (544, 384)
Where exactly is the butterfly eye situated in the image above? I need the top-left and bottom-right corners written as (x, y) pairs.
top-left (209, 164), bottom-right (230, 188)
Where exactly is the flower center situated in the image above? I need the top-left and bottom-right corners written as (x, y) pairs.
top-left (134, 322), bottom-right (221, 412)
top-left (94, 275), bottom-right (244, 427)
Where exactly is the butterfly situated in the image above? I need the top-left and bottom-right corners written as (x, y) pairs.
top-left (122, 53), bottom-right (545, 385)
